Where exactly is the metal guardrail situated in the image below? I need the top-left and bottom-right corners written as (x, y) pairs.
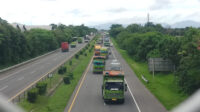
top-left (8, 37), bottom-right (95, 103)
top-left (0, 49), bottom-right (60, 74)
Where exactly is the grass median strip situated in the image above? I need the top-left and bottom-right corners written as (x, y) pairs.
top-left (19, 40), bottom-right (96, 112)
top-left (111, 38), bottom-right (188, 110)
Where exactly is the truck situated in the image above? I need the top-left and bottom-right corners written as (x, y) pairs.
top-left (100, 47), bottom-right (109, 59)
top-left (70, 42), bottom-right (76, 48)
top-left (84, 35), bottom-right (90, 43)
top-left (61, 42), bottom-right (69, 52)
top-left (102, 60), bottom-right (127, 103)
top-left (93, 56), bottom-right (106, 74)
top-left (94, 45), bottom-right (101, 56)
top-left (78, 37), bottom-right (83, 43)
top-left (104, 37), bottom-right (110, 47)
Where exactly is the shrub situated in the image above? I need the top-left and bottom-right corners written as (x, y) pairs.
top-left (58, 66), bottom-right (67, 74)
top-left (84, 53), bottom-right (87, 56)
top-left (79, 50), bottom-right (83, 55)
top-left (27, 88), bottom-right (38, 103)
top-left (89, 49), bottom-right (92, 52)
top-left (36, 82), bottom-right (47, 95)
top-left (63, 76), bottom-right (70, 84)
top-left (68, 72), bottom-right (74, 79)
top-left (75, 54), bottom-right (79, 59)
top-left (69, 60), bottom-right (72, 65)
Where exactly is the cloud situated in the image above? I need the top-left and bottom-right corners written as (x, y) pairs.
top-left (107, 8), bottom-right (127, 13)
top-left (150, 0), bottom-right (171, 10)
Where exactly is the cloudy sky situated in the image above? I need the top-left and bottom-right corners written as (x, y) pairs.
top-left (0, 0), bottom-right (200, 26)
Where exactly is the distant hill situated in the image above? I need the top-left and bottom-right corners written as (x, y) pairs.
top-left (171, 20), bottom-right (200, 28)
top-left (11, 23), bottom-right (52, 31)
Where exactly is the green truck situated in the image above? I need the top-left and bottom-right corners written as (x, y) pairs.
top-left (78, 37), bottom-right (82, 43)
top-left (102, 60), bottom-right (127, 103)
top-left (93, 56), bottom-right (105, 74)
top-left (70, 42), bottom-right (76, 48)
top-left (100, 47), bottom-right (109, 59)
top-left (104, 37), bottom-right (110, 47)
top-left (104, 42), bottom-right (110, 47)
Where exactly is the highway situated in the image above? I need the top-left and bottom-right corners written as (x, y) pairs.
top-left (0, 38), bottom-right (91, 100)
top-left (65, 43), bottom-right (168, 112)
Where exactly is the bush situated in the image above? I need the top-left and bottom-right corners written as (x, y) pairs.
top-left (84, 53), bottom-right (87, 56)
top-left (89, 49), bottom-right (92, 52)
top-left (79, 50), bottom-right (83, 55)
top-left (36, 82), bottom-right (47, 95)
top-left (69, 60), bottom-right (72, 65)
top-left (75, 54), bottom-right (79, 59)
top-left (58, 66), bottom-right (67, 74)
top-left (68, 72), bottom-right (74, 79)
top-left (63, 76), bottom-right (70, 84)
top-left (27, 88), bottom-right (38, 103)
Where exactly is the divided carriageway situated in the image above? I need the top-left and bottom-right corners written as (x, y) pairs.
top-left (0, 37), bottom-right (92, 100)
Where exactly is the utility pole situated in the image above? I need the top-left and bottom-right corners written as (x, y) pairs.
top-left (147, 13), bottom-right (150, 23)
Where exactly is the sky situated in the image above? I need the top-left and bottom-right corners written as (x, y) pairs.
top-left (0, 0), bottom-right (200, 26)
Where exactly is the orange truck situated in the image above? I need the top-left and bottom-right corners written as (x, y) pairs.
top-left (94, 45), bottom-right (101, 56)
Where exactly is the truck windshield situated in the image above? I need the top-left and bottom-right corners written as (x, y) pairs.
top-left (105, 82), bottom-right (123, 90)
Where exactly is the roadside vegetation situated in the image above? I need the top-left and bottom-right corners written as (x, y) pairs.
top-left (0, 17), bottom-right (97, 70)
top-left (110, 23), bottom-right (200, 110)
top-left (19, 36), bottom-right (97, 112)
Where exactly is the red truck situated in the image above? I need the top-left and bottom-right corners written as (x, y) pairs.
top-left (61, 42), bottom-right (69, 52)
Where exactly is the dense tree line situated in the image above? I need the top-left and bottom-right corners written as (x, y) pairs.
top-left (0, 17), bottom-right (97, 67)
top-left (110, 23), bottom-right (200, 94)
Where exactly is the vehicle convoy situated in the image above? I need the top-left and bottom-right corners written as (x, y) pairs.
top-left (70, 42), bottom-right (76, 48)
top-left (93, 56), bottom-right (106, 73)
top-left (94, 45), bottom-right (101, 56)
top-left (100, 47), bottom-right (109, 59)
top-left (102, 60), bottom-right (127, 103)
top-left (61, 42), bottom-right (69, 52)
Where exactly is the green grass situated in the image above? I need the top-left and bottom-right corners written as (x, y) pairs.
top-left (19, 40), bottom-right (96, 112)
top-left (111, 38), bottom-right (188, 110)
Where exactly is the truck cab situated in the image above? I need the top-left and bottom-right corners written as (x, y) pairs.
top-left (102, 60), bottom-right (127, 103)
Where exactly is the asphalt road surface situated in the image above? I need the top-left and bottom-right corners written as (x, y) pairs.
top-left (0, 38), bottom-right (91, 100)
top-left (65, 44), bottom-right (167, 112)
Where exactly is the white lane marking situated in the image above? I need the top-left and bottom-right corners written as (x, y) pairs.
top-left (111, 46), bottom-right (141, 112)
top-left (18, 77), bottom-right (24, 81)
top-left (0, 85), bottom-right (8, 91)
top-left (125, 79), bottom-right (141, 112)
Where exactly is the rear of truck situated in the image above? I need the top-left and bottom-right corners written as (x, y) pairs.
top-left (61, 42), bottom-right (69, 52)
top-left (70, 42), bottom-right (76, 48)
top-left (102, 71), bottom-right (127, 103)
top-left (93, 56), bottom-right (105, 74)
top-left (94, 45), bottom-right (101, 56)
top-left (100, 47), bottom-right (108, 59)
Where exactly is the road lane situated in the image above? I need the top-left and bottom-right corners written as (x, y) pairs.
top-left (0, 38), bottom-right (91, 99)
top-left (111, 44), bottom-right (168, 112)
top-left (65, 46), bottom-right (139, 112)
